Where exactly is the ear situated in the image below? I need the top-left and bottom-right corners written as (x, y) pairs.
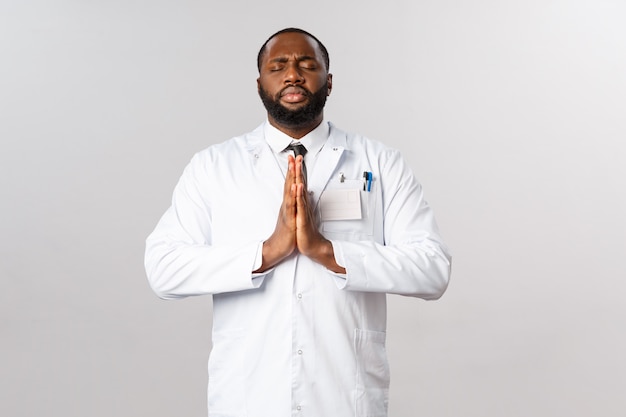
top-left (326, 73), bottom-right (333, 95)
top-left (257, 77), bottom-right (261, 92)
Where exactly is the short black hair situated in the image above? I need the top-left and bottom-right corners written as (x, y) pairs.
top-left (257, 28), bottom-right (330, 73)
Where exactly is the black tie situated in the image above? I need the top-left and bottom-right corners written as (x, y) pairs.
top-left (285, 142), bottom-right (308, 182)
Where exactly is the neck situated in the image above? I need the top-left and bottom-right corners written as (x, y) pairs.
top-left (268, 115), bottom-right (323, 139)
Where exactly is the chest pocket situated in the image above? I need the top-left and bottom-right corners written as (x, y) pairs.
top-left (320, 179), bottom-right (376, 241)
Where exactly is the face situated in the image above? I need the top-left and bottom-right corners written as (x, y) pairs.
top-left (257, 32), bottom-right (332, 129)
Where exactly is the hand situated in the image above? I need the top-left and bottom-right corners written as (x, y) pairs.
top-left (292, 155), bottom-right (324, 255)
top-left (254, 156), bottom-right (297, 272)
top-left (256, 155), bottom-right (346, 274)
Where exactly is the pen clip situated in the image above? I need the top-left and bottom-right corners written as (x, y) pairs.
top-left (363, 171), bottom-right (373, 192)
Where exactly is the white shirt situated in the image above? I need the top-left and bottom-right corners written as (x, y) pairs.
top-left (145, 121), bottom-right (451, 417)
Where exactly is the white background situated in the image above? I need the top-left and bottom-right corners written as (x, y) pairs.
top-left (1, 1), bottom-right (625, 416)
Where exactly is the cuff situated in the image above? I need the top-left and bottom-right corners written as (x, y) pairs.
top-left (251, 241), bottom-right (273, 286)
top-left (329, 240), bottom-right (348, 288)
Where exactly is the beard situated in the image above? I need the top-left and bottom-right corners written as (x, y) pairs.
top-left (258, 83), bottom-right (329, 127)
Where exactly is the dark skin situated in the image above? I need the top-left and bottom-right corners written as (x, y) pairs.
top-left (254, 32), bottom-right (345, 274)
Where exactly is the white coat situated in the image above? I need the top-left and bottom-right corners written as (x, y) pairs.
top-left (145, 122), bottom-right (451, 417)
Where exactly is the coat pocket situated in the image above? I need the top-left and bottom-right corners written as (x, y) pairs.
top-left (208, 329), bottom-right (247, 416)
top-left (322, 186), bottom-right (377, 240)
top-left (353, 328), bottom-right (390, 417)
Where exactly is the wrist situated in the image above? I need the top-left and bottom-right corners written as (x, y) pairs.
top-left (255, 236), bottom-right (293, 273)
top-left (308, 238), bottom-right (346, 274)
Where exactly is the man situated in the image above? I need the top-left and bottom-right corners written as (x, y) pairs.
top-left (145, 28), bottom-right (451, 417)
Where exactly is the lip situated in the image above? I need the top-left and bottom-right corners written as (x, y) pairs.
top-left (280, 86), bottom-right (309, 103)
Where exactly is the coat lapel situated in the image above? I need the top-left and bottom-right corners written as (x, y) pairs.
top-left (245, 125), bottom-right (285, 185)
top-left (308, 124), bottom-right (348, 209)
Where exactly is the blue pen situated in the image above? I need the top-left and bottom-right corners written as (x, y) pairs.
top-left (367, 172), bottom-right (372, 192)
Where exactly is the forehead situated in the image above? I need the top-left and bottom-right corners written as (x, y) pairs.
top-left (263, 32), bottom-right (322, 63)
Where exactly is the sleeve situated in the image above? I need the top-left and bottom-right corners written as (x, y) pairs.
top-left (330, 149), bottom-right (452, 300)
top-left (144, 152), bottom-right (270, 300)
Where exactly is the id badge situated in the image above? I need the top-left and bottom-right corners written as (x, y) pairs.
top-left (319, 188), bottom-right (362, 221)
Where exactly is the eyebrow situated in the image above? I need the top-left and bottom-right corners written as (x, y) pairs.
top-left (269, 55), bottom-right (317, 64)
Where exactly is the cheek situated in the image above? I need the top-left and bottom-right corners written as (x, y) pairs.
top-left (259, 79), bottom-right (280, 96)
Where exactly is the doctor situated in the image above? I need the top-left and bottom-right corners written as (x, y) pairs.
top-left (145, 28), bottom-right (451, 417)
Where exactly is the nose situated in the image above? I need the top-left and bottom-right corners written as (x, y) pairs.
top-left (284, 63), bottom-right (304, 84)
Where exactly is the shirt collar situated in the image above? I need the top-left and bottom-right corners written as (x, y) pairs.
top-left (264, 119), bottom-right (330, 157)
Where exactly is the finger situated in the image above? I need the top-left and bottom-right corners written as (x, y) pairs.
top-left (294, 155), bottom-right (304, 185)
top-left (299, 182), bottom-right (308, 205)
top-left (283, 155), bottom-right (296, 196)
top-left (295, 182), bottom-right (303, 200)
top-left (295, 183), bottom-right (310, 224)
top-left (288, 154), bottom-right (296, 175)
top-left (294, 183), bottom-right (302, 222)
